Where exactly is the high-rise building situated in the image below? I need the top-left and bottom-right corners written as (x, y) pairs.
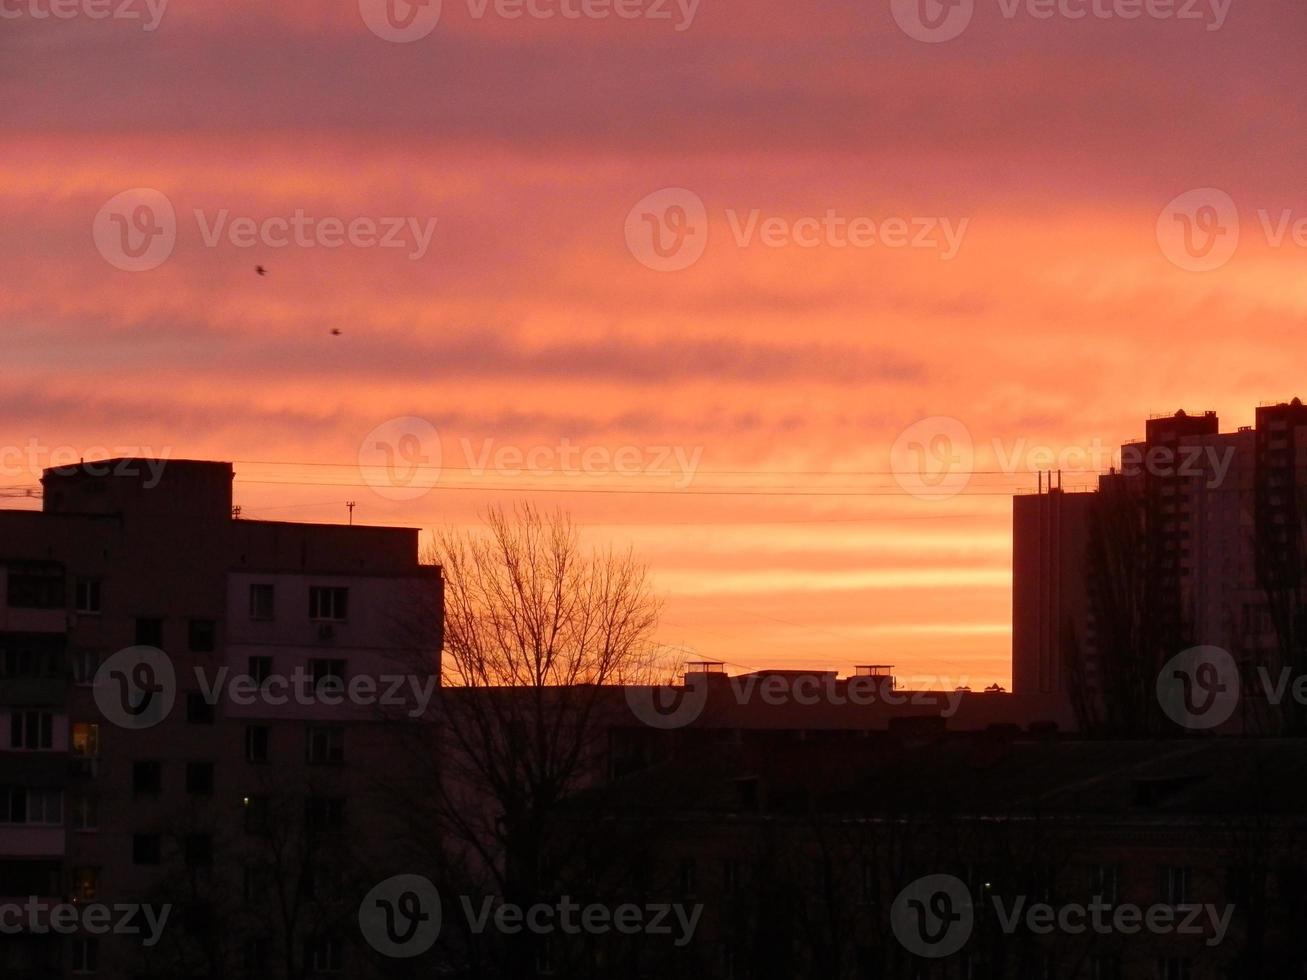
top-left (1012, 402), bottom-right (1307, 717)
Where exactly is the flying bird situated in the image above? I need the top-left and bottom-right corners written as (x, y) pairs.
top-left (330, 328), bottom-right (342, 336)
top-left (255, 265), bottom-right (267, 276)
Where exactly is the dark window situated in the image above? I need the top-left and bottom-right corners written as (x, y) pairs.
top-left (305, 796), bottom-right (345, 833)
top-left (309, 659), bottom-right (346, 693)
top-left (10, 710), bottom-right (54, 750)
top-left (186, 762), bottom-right (214, 796)
top-left (185, 834), bottom-right (213, 868)
top-left (132, 834), bottom-right (161, 865)
top-left (74, 579), bottom-right (102, 614)
top-left (249, 584), bottom-right (275, 621)
top-left (72, 937), bottom-right (98, 974)
top-left (186, 692), bottom-right (216, 724)
top-left (6, 562), bottom-right (64, 609)
top-left (247, 656), bottom-right (273, 685)
top-left (308, 587), bottom-right (349, 622)
top-left (245, 726), bottom-right (270, 763)
top-left (133, 761), bottom-right (161, 796)
top-left (188, 618), bottom-right (216, 652)
top-left (135, 617), bottom-right (164, 648)
top-left (307, 726), bottom-right (344, 764)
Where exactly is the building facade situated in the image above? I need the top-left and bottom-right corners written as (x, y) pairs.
top-left (1, 459), bottom-right (441, 979)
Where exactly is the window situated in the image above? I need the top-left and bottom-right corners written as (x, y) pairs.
top-left (71, 867), bottom-right (98, 902)
top-left (74, 579), bottom-right (102, 615)
top-left (1090, 955), bottom-right (1123, 980)
top-left (309, 935), bottom-right (342, 973)
top-left (309, 659), bottom-right (346, 694)
top-left (187, 692), bottom-right (216, 724)
top-left (307, 726), bottom-right (344, 765)
top-left (0, 788), bottom-right (62, 824)
top-left (133, 761), bottom-right (162, 796)
top-left (186, 762), bottom-right (215, 796)
top-left (249, 584), bottom-right (275, 621)
top-left (305, 796), bottom-right (345, 833)
top-left (6, 562), bottom-right (65, 609)
top-left (72, 937), bottom-right (98, 974)
top-left (132, 834), bottom-right (161, 865)
top-left (134, 617), bottom-right (164, 648)
top-left (1158, 957), bottom-right (1192, 980)
top-left (71, 722), bottom-right (99, 757)
top-left (1088, 863), bottom-right (1119, 906)
top-left (1161, 865), bottom-right (1190, 905)
top-left (185, 834), bottom-right (213, 868)
top-left (188, 618), bottom-right (216, 652)
top-left (245, 725), bottom-right (270, 763)
top-left (309, 586), bottom-right (349, 622)
top-left (71, 795), bottom-right (99, 831)
top-left (0, 636), bottom-right (64, 679)
top-left (70, 650), bottom-right (100, 685)
top-left (247, 656), bottom-right (273, 685)
top-left (10, 710), bottom-right (54, 750)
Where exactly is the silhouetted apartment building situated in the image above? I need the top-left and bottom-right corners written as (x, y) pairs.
top-left (1, 459), bottom-right (441, 979)
top-left (1013, 402), bottom-right (1307, 718)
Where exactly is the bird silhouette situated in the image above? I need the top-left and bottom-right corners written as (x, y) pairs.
top-left (330, 329), bottom-right (342, 336)
top-left (255, 265), bottom-right (267, 276)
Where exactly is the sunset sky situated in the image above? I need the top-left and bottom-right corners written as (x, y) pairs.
top-left (4, 0), bottom-right (1307, 685)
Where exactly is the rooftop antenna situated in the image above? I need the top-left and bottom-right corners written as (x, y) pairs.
top-left (346, 501), bottom-right (356, 525)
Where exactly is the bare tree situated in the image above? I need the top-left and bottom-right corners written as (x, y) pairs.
top-left (382, 504), bottom-right (663, 977)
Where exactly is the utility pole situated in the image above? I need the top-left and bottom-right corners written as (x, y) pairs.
top-left (346, 501), bottom-right (356, 525)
